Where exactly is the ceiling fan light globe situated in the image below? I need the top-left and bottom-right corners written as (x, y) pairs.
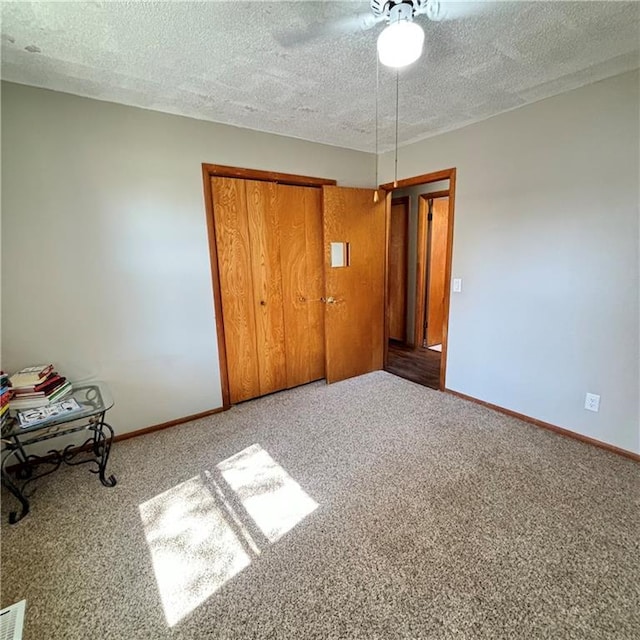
top-left (377, 20), bottom-right (424, 68)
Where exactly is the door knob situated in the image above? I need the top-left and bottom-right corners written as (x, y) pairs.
top-left (324, 296), bottom-right (336, 304)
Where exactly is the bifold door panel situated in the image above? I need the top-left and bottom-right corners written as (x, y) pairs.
top-left (211, 177), bottom-right (261, 403)
top-left (212, 177), bottom-right (325, 403)
top-left (278, 185), bottom-right (325, 387)
top-left (245, 180), bottom-right (288, 395)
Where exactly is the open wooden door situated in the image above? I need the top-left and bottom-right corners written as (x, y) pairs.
top-left (322, 186), bottom-right (387, 383)
top-left (426, 196), bottom-right (449, 347)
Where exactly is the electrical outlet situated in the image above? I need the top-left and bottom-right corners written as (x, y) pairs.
top-left (584, 393), bottom-right (600, 412)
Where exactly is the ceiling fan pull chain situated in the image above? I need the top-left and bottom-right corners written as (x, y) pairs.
top-left (394, 68), bottom-right (399, 188)
top-left (374, 54), bottom-right (380, 202)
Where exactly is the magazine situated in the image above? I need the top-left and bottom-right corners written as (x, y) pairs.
top-left (17, 398), bottom-right (84, 428)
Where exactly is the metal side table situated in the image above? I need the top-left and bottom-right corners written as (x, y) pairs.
top-left (1, 382), bottom-right (117, 524)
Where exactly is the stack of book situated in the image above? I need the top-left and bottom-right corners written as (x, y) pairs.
top-left (9, 365), bottom-right (72, 411)
top-left (0, 372), bottom-right (11, 430)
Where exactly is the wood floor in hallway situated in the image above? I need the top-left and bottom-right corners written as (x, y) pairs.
top-left (385, 341), bottom-right (441, 389)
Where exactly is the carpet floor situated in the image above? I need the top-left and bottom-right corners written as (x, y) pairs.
top-left (1, 371), bottom-right (638, 639)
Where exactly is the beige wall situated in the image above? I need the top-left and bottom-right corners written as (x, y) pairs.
top-left (381, 70), bottom-right (640, 454)
top-left (3, 72), bottom-right (638, 457)
top-left (1, 82), bottom-right (375, 439)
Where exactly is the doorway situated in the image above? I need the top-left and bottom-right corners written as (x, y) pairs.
top-left (382, 169), bottom-right (456, 391)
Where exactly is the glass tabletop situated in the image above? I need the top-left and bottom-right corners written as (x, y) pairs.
top-left (2, 382), bottom-right (114, 438)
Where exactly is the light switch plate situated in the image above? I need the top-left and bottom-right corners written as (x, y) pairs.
top-left (453, 278), bottom-right (462, 293)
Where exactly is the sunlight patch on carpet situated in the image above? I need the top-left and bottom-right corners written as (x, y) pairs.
top-left (139, 474), bottom-right (251, 627)
top-left (217, 443), bottom-right (319, 543)
top-left (139, 444), bottom-right (318, 627)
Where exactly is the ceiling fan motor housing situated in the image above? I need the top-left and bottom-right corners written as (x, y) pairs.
top-left (370, 0), bottom-right (429, 20)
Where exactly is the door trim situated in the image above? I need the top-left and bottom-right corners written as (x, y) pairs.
top-left (202, 165), bottom-right (335, 408)
top-left (380, 168), bottom-right (455, 191)
top-left (414, 195), bottom-right (429, 351)
top-left (441, 169), bottom-right (457, 391)
top-left (381, 167), bottom-right (457, 391)
top-left (203, 164), bottom-right (336, 187)
top-left (202, 168), bottom-right (231, 408)
top-left (421, 189), bottom-right (449, 200)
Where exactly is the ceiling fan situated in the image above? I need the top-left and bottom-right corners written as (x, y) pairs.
top-left (376, 0), bottom-right (432, 67)
top-left (375, 0), bottom-right (492, 67)
top-left (276, 1), bottom-right (486, 69)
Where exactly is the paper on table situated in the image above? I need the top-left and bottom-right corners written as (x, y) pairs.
top-left (17, 398), bottom-right (83, 428)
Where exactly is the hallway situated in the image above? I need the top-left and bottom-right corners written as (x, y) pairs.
top-left (385, 342), bottom-right (441, 389)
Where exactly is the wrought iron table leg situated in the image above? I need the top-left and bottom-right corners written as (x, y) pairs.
top-left (11, 437), bottom-right (33, 480)
top-left (1, 451), bottom-right (30, 524)
top-left (92, 412), bottom-right (106, 456)
top-left (100, 421), bottom-right (117, 487)
top-left (89, 420), bottom-right (117, 487)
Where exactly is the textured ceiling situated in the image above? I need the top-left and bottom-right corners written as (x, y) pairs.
top-left (1, 1), bottom-right (639, 152)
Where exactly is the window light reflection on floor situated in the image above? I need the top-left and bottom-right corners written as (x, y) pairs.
top-left (217, 443), bottom-right (319, 543)
top-left (139, 444), bottom-right (318, 627)
top-left (139, 474), bottom-right (251, 627)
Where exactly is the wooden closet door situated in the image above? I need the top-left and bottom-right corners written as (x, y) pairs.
top-left (246, 180), bottom-right (288, 395)
top-left (303, 188), bottom-right (325, 381)
top-left (277, 185), bottom-right (325, 387)
top-left (211, 177), bottom-right (260, 403)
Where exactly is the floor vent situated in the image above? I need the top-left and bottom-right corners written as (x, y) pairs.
top-left (0, 600), bottom-right (25, 640)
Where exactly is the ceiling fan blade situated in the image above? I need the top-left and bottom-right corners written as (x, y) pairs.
top-left (418, 0), bottom-right (489, 22)
top-left (274, 12), bottom-right (384, 48)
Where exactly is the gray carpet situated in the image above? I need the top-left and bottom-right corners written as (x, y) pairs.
top-left (1, 371), bottom-right (638, 639)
